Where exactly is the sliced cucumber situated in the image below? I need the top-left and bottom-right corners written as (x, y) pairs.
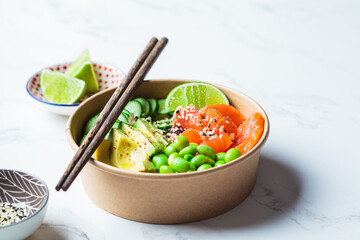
top-left (157, 99), bottom-right (168, 115)
top-left (122, 109), bottom-right (130, 117)
top-left (118, 113), bottom-right (129, 123)
top-left (153, 118), bottom-right (173, 130)
top-left (134, 97), bottom-right (150, 117)
top-left (148, 98), bottom-right (158, 116)
top-left (124, 100), bottom-right (142, 117)
top-left (84, 113), bottom-right (100, 135)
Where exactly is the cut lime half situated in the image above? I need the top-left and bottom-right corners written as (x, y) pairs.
top-left (65, 49), bottom-right (99, 93)
top-left (40, 69), bottom-right (86, 104)
top-left (165, 82), bottom-right (229, 111)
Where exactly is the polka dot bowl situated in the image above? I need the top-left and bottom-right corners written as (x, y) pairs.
top-left (26, 62), bottom-right (125, 116)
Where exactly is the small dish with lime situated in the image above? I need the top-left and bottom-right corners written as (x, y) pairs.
top-left (26, 50), bottom-right (125, 116)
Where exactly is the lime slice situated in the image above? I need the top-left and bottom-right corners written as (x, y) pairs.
top-left (65, 49), bottom-right (99, 93)
top-left (165, 82), bottom-right (229, 111)
top-left (40, 69), bottom-right (86, 104)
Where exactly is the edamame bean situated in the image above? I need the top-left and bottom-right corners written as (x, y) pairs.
top-left (197, 145), bottom-right (216, 159)
top-left (164, 143), bottom-right (178, 156)
top-left (216, 152), bottom-right (226, 161)
top-left (170, 157), bottom-right (190, 172)
top-left (188, 161), bottom-right (196, 171)
top-left (190, 142), bottom-right (198, 148)
top-left (214, 160), bottom-right (225, 167)
top-left (190, 155), bottom-right (205, 167)
top-left (187, 169), bottom-right (194, 172)
top-left (159, 165), bottom-right (175, 174)
top-left (179, 145), bottom-right (197, 157)
top-left (225, 148), bottom-right (242, 163)
top-left (175, 136), bottom-right (189, 150)
top-left (204, 156), bottom-right (215, 166)
top-left (168, 152), bottom-right (180, 165)
top-left (197, 164), bottom-right (212, 171)
top-left (152, 154), bottom-right (168, 169)
top-left (183, 154), bottom-right (194, 161)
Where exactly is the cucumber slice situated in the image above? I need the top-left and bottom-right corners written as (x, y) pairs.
top-left (134, 97), bottom-right (150, 117)
top-left (157, 99), bottom-right (169, 114)
top-left (148, 98), bottom-right (158, 115)
top-left (153, 118), bottom-right (173, 130)
top-left (84, 113), bottom-right (100, 135)
top-left (125, 100), bottom-right (143, 117)
top-left (118, 113), bottom-right (129, 123)
top-left (122, 109), bottom-right (130, 116)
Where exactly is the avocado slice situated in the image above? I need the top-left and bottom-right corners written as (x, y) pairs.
top-left (133, 119), bottom-right (166, 153)
top-left (133, 119), bottom-right (169, 147)
top-left (111, 129), bottom-right (155, 172)
top-left (120, 122), bottom-right (157, 157)
top-left (92, 139), bottom-right (112, 165)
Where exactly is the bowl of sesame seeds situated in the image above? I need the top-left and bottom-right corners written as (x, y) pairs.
top-left (0, 169), bottom-right (49, 240)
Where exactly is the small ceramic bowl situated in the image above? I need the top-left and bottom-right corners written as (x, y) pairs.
top-left (66, 79), bottom-right (269, 224)
top-left (26, 62), bottom-right (125, 116)
top-left (0, 169), bottom-right (49, 240)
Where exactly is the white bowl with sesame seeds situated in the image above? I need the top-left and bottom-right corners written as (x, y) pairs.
top-left (26, 62), bottom-right (125, 116)
top-left (0, 169), bottom-right (49, 240)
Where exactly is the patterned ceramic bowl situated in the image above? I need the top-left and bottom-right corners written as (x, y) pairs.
top-left (0, 169), bottom-right (49, 240)
top-left (26, 62), bottom-right (125, 116)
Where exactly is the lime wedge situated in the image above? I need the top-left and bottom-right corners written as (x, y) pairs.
top-left (65, 49), bottom-right (99, 93)
top-left (165, 82), bottom-right (229, 111)
top-left (40, 69), bottom-right (86, 104)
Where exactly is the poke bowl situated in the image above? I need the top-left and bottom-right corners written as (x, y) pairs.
top-left (26, 62), bottom-right (125, 116)
top-left (66, 79), bottom-right (269, 224)
top-left (0, 169), bottom-right (49, 240)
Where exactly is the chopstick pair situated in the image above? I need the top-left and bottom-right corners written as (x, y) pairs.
top-left (56, 37), bottom-right (168, 191)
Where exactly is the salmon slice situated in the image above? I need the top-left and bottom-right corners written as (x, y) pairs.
top-left (181, 129), bottom-right (203, 145)
top-left (200, 132), bottom-right (234, 153)
top-left (233, 113), bottom-right (264, 154)
top-left (202, 104), bottom-right (245, 126)
top-left (198, 107), bottom-right (237, 136)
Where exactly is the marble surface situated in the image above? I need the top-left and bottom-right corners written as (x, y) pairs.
top-left (1, 0), bottom-right (359, 239)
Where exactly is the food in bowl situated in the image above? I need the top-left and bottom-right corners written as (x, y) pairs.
top-left (0, 202), bottom-right (29, 226)
top-left (40, 50), bottom-right (99, 104)
top-left (81, 82), bottom-right (265, 173)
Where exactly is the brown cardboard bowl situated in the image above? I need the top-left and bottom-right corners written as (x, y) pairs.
top-left (66, 79), bottom-right (269, 224)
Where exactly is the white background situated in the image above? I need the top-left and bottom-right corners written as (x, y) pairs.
top-left (0, 0), bottom-right (359, 239)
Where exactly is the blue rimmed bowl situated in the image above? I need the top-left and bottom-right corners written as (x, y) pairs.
top-left (0, 169), bottom-right (49, 240)
top-left (26, 62), bottom-right (125, 116)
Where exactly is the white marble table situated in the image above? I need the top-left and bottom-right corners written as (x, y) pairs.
top-left (1, 0), bottom-right (359, 239)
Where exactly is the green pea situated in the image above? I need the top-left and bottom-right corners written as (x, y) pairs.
top-left (225, 148), bottom-right (242, 163)
top-left (197, 164), bottom-right (212, 171)
top-left (164, 143), bottom-right (178, 156)
top-left (175, 135), bottom-right (189, 150)
top-left (179, 145), bottom-right (197, 157)
top-left (159, 165), bottom-right (175, 174)
top-left (168, 152), bottom-right (180, 165)
top-left (190, 155), bottom-right (205, 167)
top-left (204, 156), bottom-right (215, 166)
top-left (190, 142), bottom-right (198, 148)
top-left (183, 154), bottom-right (194, 161)
top-left (216, 152), bottom-right (226, 161)
top-left (197, 145), bottom-right (216, 159)
top-left (187, 169), bottom-right (194, 172)
top-left (188, 161), bottom-right (196, 171)
top-left (170, 157), bottom-right (190, 172)
top-left (214, 160), bottom-right (225, 167)
top-left (152, 154), bottom-right (168, 169)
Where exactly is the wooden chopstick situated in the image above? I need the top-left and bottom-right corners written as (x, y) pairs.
top-left (58, 37), bottom-right (168, 191)
top-left (55, 37), bottom-right (159, 191)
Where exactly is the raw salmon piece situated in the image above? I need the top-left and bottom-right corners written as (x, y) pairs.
top-left (233, 113), bottom-right (264, 154)
top-left (172, 104), bottom-right (201, 131)
top-left (181, 129), bottom-right (203, 145)
top-left (202, 104), bottom-right (245, 126)
top-left (200, 132), bottom-right (233, 153)
top-left (198, 107), bottom-right (237, 136)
